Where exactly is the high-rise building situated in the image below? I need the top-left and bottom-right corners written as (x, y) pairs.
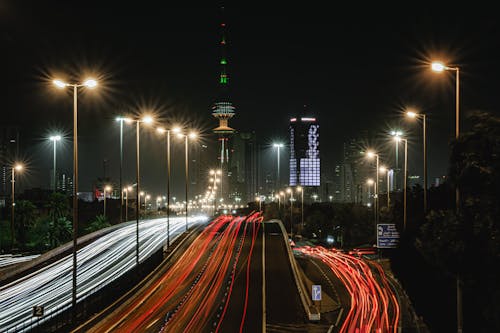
top-left (289, 115), bottom-right (320, 188)
top-left (340, 138), bottom-right (371, 204)
top-left (0, 127), bottom-right (20, 203)
top-left (228, 131), bottom-right (258, 203)
top-left (212, 6), bottom-right (235, 202)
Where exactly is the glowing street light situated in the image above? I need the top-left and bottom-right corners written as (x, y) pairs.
top-left (273, 143), bottom-right (284, 190)
top-left (379, 166), bottom-right (391, 208)
top-left (103, 185), bottom-right (112, 217)
top-left (124, 186), bottom-right (133, 222)
top-left (394, 136), bottom-right (408, 230)
top-left (407, 110), bottom-right (428, 213)
top-left (296, 186), bottom-right (304, 230)
top-left (286, 188), bottom-right (294, 238)
top-left (256, 196), bottom-right (262, 211)
top-left (10, 164), bottom-right (23, 249)
top-left (49, 135), bottom-right (61, 191)
top-left (116, 117), bottom-right (133, 223)
top-left (157, 125), bottom-right (180, 248)
top-left (133, 115), bottom-right (154, 265)
top-left (177, 131), bottom-right (198, 231)
top-left (53, 76), bottom-right (97, 319)
top-left (365, 150), bottom-right (380, 224)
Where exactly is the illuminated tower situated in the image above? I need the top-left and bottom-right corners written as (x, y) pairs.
top-left (212, 7), bottom-right (235, 159)
top-left (212, 6), bottom-right (235, 200)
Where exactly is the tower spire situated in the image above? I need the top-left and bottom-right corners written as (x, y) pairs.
top-left (212, 5), bottom-right (235, 167)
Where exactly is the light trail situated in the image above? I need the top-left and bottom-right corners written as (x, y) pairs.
top-left (0, 215), bottom-right (208, 333)
top-left (296, 246), bottom-right (400, 333)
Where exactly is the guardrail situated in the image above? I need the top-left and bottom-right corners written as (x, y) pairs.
top-left (270, 219), bottom-right (320, 321)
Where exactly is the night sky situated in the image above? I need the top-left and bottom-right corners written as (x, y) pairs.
top-left (1, 2), bottom-right (500, 198)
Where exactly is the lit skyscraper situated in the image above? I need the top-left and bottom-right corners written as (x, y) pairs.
top-left (289, 116), bottom-right (320, 187)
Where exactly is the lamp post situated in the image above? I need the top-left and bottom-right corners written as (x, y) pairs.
top-left (124, 186), bottom-right (132, 222)
top-left (273, 143), bottom-right (284, 190)
top-left (210, 169), bottom-right (221, 216)
top-left (256, 196), bottom-right (262, 211)
top-left (134, 115), bottom-right (153, 265)
top-left (10, 164), bottom-right (23, 249)
top-left (394, 137), bottom-right (408, 231)
top-left (178, 131), bottom-right (197, 231)
top-left (407, 110), bottom-right (428, 213)
top-left (432, 60), bottom-right (462, 333)
top-left (296, 186), bottom-right (304, 230)
top-left (116, 117), bottom-right (132, 223)
top-left (286, 188), bottom-right (293, 238)
top-left (366, 179), bottom-right (376, 220)
top-left (53, 77), bottom-right (97, 318)
top-left (157, 126), bottom-right (180, 248)
top-left (390, 130), bottom-right (403, 190)
top-left (103, 185), bottom-right (111, 217)
top-left (366, 151), bottom-right (380, 224)
top-left (49, 135), bottom-right (61, 191)
top-left (379, 166), bottom-right (391, 208)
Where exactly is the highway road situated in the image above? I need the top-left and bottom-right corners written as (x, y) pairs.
top-left (0, 215), bottom-right (208, 333)
top-left (79, 215), bottom-right (323, 333)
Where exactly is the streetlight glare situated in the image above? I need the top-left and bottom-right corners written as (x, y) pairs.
top-left (188, 132), bottom-right (197, 139)
top-left (50, 135), bottom-right (61, 141)
top-left (14, 164), bottom-right (23, 171)
top-left (296, 186), bottom-right (302, 192)
top-left (273, 143), bottom-right (284, 148)
top-left (83, 79), bottom-right (97, 88)
top-left (407, 111), bottom-right (417, 118)
top-left (431, 61), bottom-right (446, 72)
top-left (142, 116), bottom-right (153, 124)
top-left (367, 179), bottom-right (374, 185)
top-left (53, 79), bottom-right (67, 88)
top-left (172, 127), bottom-right (181, 134)
top-left (394, 136), bottom-right (402, 142)
top-left (366, 151), bottom-right (376, 158)
top-left (286, 188), bottom-right (292, 193)
top-left (104, 185), bottom-right (112, 191)
top-left (379, 166), bottom-right (387, 173)
top-left (157, 127), bottom-right (166, 134)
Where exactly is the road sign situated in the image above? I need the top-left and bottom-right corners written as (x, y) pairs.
top-left (312, 284), bottom-right (322, 301)
top-left (377, 223), bottom-right (400, 248)
top-left (32, 305), bottom-right (44, 317)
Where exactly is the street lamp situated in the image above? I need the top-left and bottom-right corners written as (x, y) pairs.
top-left (209, 169), bottom-right (222, 216)
top-left (407, 110), bottom-right (428, 213)
top-left (157, 125), bottom-right (181, 248)
top-left (286, 187), bottom-right (293, 238)
top-left (177, 131), bottom-right (197, 231)
top-left (53, 77), bottom-right (97, 317)
top-left (49, 135), bottom-right (61, 191)
top-left (10, 163), bottom-right (23, 249)
top-left (394, 136), bottom-right (408, 231)
top-left (124, 186), bottom-right (132, 222)
top-left (103, 185), bottom-right (111, 217)
top-left (256, 196), bottom-right (262, 211)
top-left (366, 178), bottom-right (375, 212)
top-left (273, 143), bottom-right (284, 190)
top-left (134, 115), bottom-right (153, 265)
top-left (432, 61), bottom-right (463, 333)
top-left (431, 61), bottom-right (460, 139)
top-left (379, 166), bottom-right (391, 208)
top-left (390, 130), bottom-right (403, 190)
top-left (365, 151), bottom-right (380, 224)
top-left (116, 117), bottom-right (132, 223)
top-left (296, 186), bottom-right (304, 230)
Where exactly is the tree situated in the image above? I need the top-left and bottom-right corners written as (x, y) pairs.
top-left (48, 217), bottom-right (72, 248)
top-left (46, 192), bottom-right (70, 222)
top-left (416, 111), bottom-right (500, 331)
top-left (85, 214), bottom-right (111, 233)
top-left (14, 200), bottom-right (37, 248)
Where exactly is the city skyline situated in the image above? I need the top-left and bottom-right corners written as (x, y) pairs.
top-left (1, 3), bottom-right (500, 197)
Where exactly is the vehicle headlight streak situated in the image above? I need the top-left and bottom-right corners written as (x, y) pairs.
top-left (0, 215), bottom-right (208, 332)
